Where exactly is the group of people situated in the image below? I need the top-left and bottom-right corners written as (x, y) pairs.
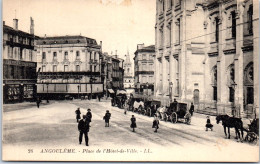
top-left (75, 100), bottom-right (213, 146)
top-left (75, 108), bottom-right (92, 146)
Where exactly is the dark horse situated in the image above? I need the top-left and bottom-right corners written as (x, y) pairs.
top-left (216, 114), bottom-right (244, 142)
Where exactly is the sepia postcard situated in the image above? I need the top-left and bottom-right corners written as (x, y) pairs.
top-left (2, 0), bottom-right (259, 162)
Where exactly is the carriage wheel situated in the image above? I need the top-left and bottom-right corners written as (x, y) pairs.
top-left (138, 106), bottom-right (142, 114)
top-left (163, 113), bottom-right (167, 122)
top-left (171, 112), bottom-right (177, 123)
top-left (185, 113), bottom-right (191, 125)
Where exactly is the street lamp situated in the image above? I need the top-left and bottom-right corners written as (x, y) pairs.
top-left (231, 82), bottom-right (237, 117)
top-left (169, 82), bottom-right (173, 103)
top-left (146, 82), bottom-right (149, 97)
top-left (137, 82), bottom-right (140, 94)
top-left (46, 83), bottom-right (49, 103)
top-left (77, 84), bottom-right (80, 99)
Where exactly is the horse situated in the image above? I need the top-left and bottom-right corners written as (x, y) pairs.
top-left (216, 114), bottom-right (244, 142)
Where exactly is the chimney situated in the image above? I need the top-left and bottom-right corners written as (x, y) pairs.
top-left (137, 43), bottom-right (144, 50)
top-left (13, 18), bottom-right (18, 30)
top-left (100, 41), bottom-right (102, 52)
top-left (3, 21), bottom-right (5, 25)
top-left (115, 50), bottom-right (118, 58)
top-left (30, 17), bottom-right (34, 35)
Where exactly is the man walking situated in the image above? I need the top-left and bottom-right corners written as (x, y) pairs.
top-left (189, 102), bottom-right (194, 116)
top-left (78, 115), bottom-right (90, 146)
top-left (75, 107), bottom-right (81, 122)
top-left (103, 110), bottom-right (111, 127)
top-left (36, 97), bottom-right (41, 108)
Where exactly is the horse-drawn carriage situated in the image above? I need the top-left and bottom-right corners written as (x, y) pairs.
top-left (128, 97), bottom-right (144, 112)
top-left (245, 118), bottom-right (259, 144)
top-left (111, 91), bottom-right (127, 109)
top-left (165, 102), bottom-right (191, 124)
top-left (144, 100), bottom-right (161, 117)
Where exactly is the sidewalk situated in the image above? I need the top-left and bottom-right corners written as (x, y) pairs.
top-left (2, 100), bottom-right (54, 112)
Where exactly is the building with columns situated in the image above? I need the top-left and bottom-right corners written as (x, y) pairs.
top-left (154, 0), bottom-right (258, 118)
top-left (3, 17), bottom-right (38, 103)
top-left (36, 35), bottom-right (103, 99)
top-left (134, 44), bottom-right (155, 95)
top-left (123, 50), bottom-right (134, 89)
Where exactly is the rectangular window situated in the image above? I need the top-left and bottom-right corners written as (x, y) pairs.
top-left (229, 87), bottom-right (234, 102)
top-left (149, 54), bottom-right (153, 60)
top-left (64, 51), bottom-right (68, 60)
top-left (53, 65), bottom-right (57, 72)
top-left (19, 48), bottom-right (23, 60)
top-left (42, 65), bottom-right (46, 72)
top-left (90, 65), bottom-right (92, 72)
top-left (94, 65), bottom-right (96, 72)
top-left (8, 47), bottom-right (13, 58)
top-left (142, 54), bottom-right (146, 60)
top-left (76, 51), bottom-right (80, 60)
top-left (64, 65), bottom-right (68, 72)
top-left (53, 52), bottom-right (57, 60)
top-left (231, 11), bottom-right (236, 38)
top-left (149, 64), bottom-right (153, 71)
top-left (76, 65), bottom-right (80, 71)
top-left (248, 5), bottom-right (253, 35)
top-left (213, 86), bottom-right (217, 101)
top-left (10, 65), bottom-right (14, 79)
top-left (215, 17), bottom-right (219, 42)
top-left (42, 52), bottom-right (46, 61)
top-left (29, 50), bottom-right (33, 61)
top-left (143, 63), bottom-right (147, 71)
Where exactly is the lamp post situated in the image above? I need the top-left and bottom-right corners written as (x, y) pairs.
top-left (137, 82), bottom-right (140, 94)
top-left (231, 82), bottom-right (237, 117)
top-left (146, 82), bottom-right (149, 96)
top-left (46, 83), bottom-right (49, 103)
top-left (169, 82), bottom-right (173, 103)
top-left (77, 84), bottom-right (80, 99)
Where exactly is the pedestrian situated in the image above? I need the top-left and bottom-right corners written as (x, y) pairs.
top-left (98, 94), bottom-right (101, 102)
top-left (205, 116), bottom-right (213, 131)
top-left (173, 98), bottom-right (178, 111)
top-left (75, 107), bottom-right (81, 123)
top-left (78, 115), bottom-right (90, 146)
top-left (86, 109), bottom-right (92, 122)
top-left (36, 97), bottom-right (41, 108)
top-left (189, 102), bottom-right (194, 116)
top-left (103, 110), bottom-right (111, 127)
top-left (152, 116), bottom-right (160, 133)
top-left (130, 115), bottom-right (137, 132)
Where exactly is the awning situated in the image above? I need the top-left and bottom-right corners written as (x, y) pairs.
top-left (116, 90), bottom-right (127, 95)
top-left (108, 89), bottom-right (114, 93)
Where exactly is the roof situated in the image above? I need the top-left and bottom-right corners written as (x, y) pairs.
top-left (134, 45), bottom-right (155, 54)
top-left (3, 25), bottom-right (40, 39)
top-left (36, 35), bottom-right (99, 47)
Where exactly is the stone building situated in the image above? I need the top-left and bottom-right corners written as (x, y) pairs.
top-left (101, 52), bottom-right (124, 96)
top-left (111, 55), bottom-right (124, 90)
top-left (36, 35), bottom-right (103, 99)
top-left (134, 44), bottom-right (155, 95)
top-left (3, 18), bottom-right (38, 103)
top-left (123, 51), bottom-right (134, 89)
top-left (154, 0), bottom-right (259, 118)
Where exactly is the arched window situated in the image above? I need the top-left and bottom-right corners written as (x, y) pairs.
top-left (244, 62), bottom-right (254, 105)
top-left (212, 66), bottom-right (217, 101)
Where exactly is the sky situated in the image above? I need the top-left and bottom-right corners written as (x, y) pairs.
top-left (3, 0), bottom-right (156, 61)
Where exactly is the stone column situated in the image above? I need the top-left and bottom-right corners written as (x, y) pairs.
top-left (217, 3), bottom-right (226, 114)
top-left (253, 0), bottom-right (259, 118)
top-left (234, 1), bottom-right (244, 117)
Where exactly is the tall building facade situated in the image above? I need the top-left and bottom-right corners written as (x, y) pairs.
top-left (154, 0), bottom-right (259, 118)
top-left (123, 51), bottom-right (134, 89)
top-left (134, 44), bottom-right (155, 94)
top-left (36, 35), bottom-right (103, 99)
top-left (3, 18), bottom-right (38, 103)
